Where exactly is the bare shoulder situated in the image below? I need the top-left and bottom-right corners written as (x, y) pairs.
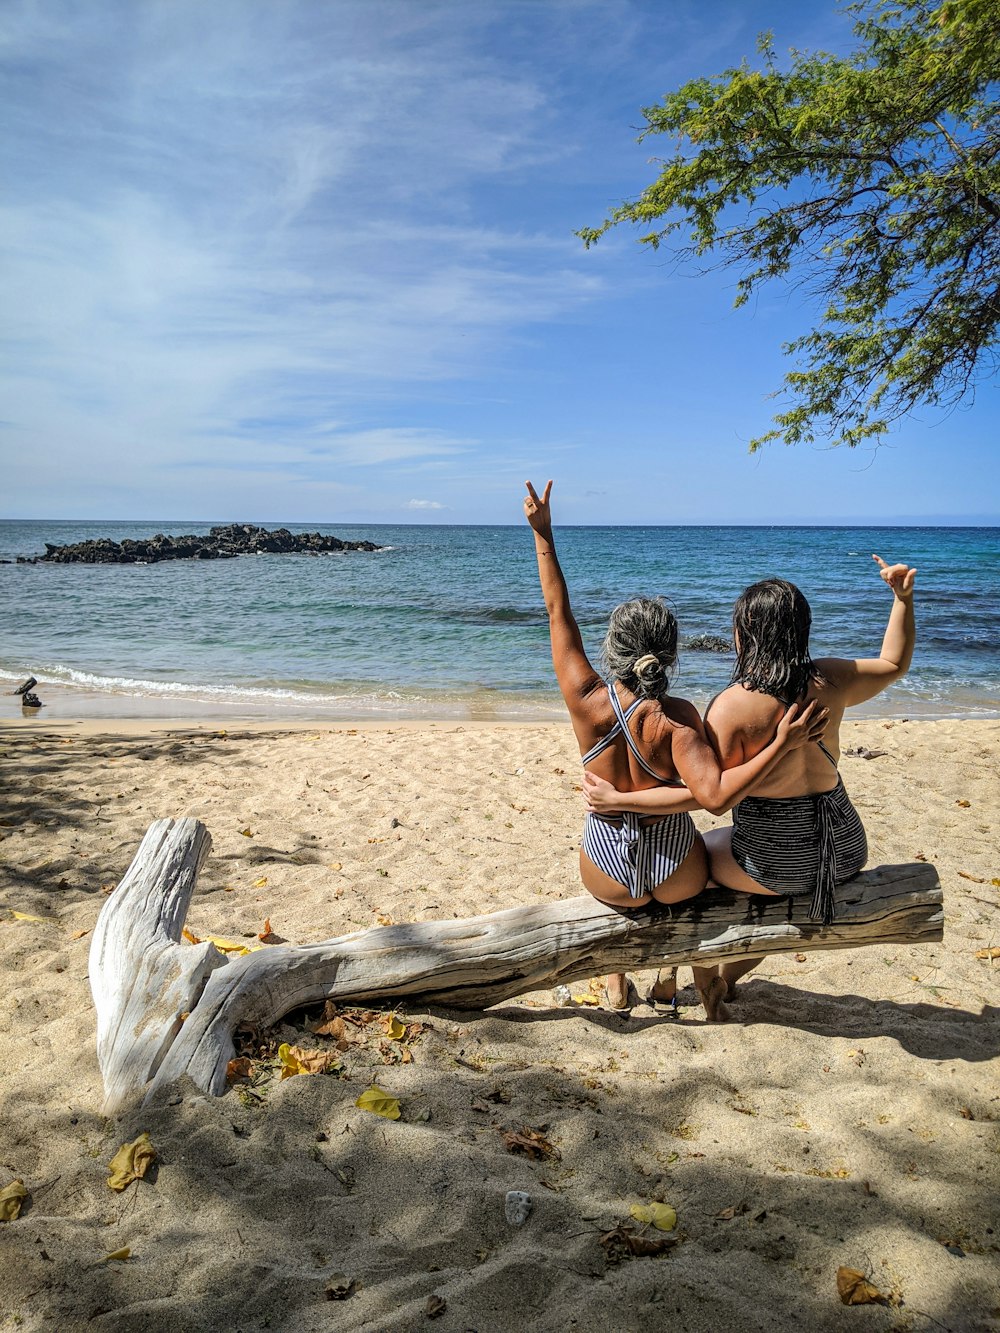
top-left (657, 694), bottom-right (704, 732)
top-left (812, 657), bottom-right (854, 696)
top-left (706, 683), bottom-right (781, 728)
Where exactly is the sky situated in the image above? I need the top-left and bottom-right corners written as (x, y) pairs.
top-left (1, 0), bottom-right (997, 525)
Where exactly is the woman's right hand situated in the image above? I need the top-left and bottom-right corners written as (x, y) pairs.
top-left (873, 553), bottom-right (916, 600)
top-left (582, 769), bottom-right (626, 813)
top-left (774, 699), bottom-right (829, 751)
top-left (523, 479), bottom-right (554, 536)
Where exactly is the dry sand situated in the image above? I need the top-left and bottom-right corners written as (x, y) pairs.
top-left (0, 716), bottom-right (998, 1332)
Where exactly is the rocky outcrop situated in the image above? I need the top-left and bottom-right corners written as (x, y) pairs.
top-left (18, 524), bottom-right (384, 564)
top-left (684, 633), bottom-right (733, 653)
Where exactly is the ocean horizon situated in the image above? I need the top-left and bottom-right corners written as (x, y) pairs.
top-left (2, 519), bottom-right (998, 722)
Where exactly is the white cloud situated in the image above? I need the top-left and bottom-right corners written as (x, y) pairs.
top-left (405, 499), bottom-right (446, 510)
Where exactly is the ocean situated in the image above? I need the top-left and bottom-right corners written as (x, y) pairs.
top-left (1, 520), bottom-right (997, 721)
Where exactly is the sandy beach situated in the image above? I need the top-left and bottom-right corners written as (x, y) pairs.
top-left (1, 715), bottom-right (998, 1332)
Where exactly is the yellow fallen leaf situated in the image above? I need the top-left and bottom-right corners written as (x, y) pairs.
top-left (277, 1043), bottom-right (337, 1078)
top-left (205, 935), bottom-right (253, 955)
top-left (629, 1201), bottom-right (677, 1232)
top-left (375, 912), bottom-right (393, 925)
top-left (0, 1180), bottom-right (28, 1222)
top-left (955, 799), bottom-right (971, 808)
top-left (11, 911), bottom-right (50, 923)
top-left (329, 862), bottom-right (343, 871)
top-left (182, 927), bottom-right (200, 944)
top-left (239, 828), bottom-right (254, 837)
top-left (71, 928), bottom-right (90, 940)
top-left (570, 994), bottom-right (601, 1006)
top-left (107, 1133), bottom-right (156, 1192)
top-left (102, 1247), bottom-right (131, 1262)
top-left (355, 1085), bottom-right (401, 1120)
top-left (975, 947), bottom-right (1000, 961)
top-left (384, 1014), bottom-right (407, 1040)
top-left (253, 877), bottom-right (268, 888)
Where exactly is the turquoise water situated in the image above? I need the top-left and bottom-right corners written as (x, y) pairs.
top-left (1, 521), bottom-right (997, 719)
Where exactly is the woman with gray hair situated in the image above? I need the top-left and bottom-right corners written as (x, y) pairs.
top-left (523, 480), bottom-right (827, 1016)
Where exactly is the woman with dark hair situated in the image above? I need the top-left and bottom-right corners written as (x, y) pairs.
top-left (523, 480), bottom-right (828, 1014)
top-left (585, 556), bottom-right (916, 1015)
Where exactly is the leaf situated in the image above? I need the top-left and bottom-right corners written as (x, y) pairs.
top-left (570, 993), bottom-right (601, 1006)
top-left (716, 1201), bottom-right (749, 1220)
top-left (599, 1224), bottom-right (679, 1262)
top-left (11, 911), bottom-right (49, 924)
top-left (630, 1202), bottom-right (677, 1232)
top-left (499, 1126), bottom-right (561, 1161)
top-left (226, 1057), bottom-right (254, 1084)
top-left (425, 1295), bottom-right (447, 1319)
top-left (278, 1044), bottom-right (337, 1079)
top-left (257, 918), bottom-right (281, 944)
top-left (957, 871), bottom-right (985, 882)
top-left (253, 877), bottom-right (268, 888)
top-left (836, 1267), bottom-right (887, 1306)
top-left (71, 928), bottom-right (90, 940)
top-left (239, 827), bottom-right (254, 837)
top-left (955, 799), bottom-right (970, 808)
top-left (355, 1085), bottom-right (401, 1120)
top-left (383, 1014), bottom-right (406, 1041)
top-left (794, 953), bottom-right (807, 962)
top-left (975, 948), bottom-right (1000, 961)
top-left (107, 1133), bottom-right (156, 1192)
top-left (0, 1180), bottom-right (28, 1222)
top-left (102, 1247), bottom-right (131, 1262)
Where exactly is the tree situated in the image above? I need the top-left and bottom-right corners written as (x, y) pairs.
top-left (580, 0), bottom-right (1000, 450)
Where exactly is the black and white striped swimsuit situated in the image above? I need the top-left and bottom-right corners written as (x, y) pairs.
top-left (580, 681), bottom-right (696, 900)
top-left (730, 742), bottom-right (867, 925)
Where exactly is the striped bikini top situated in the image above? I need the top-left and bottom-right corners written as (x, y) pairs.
top-left (581, 679), bottom-right (682, 785)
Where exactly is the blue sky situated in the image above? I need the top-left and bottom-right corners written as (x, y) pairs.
top-left (2, 0), bottom-right (997, 525)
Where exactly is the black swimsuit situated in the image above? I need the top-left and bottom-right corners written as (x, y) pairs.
top-left (730, 742), bottom-right (867, 924)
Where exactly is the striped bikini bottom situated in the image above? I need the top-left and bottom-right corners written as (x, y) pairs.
top-left (730, 777), bottom-right (867, 924)
top-left (582, 811), bottom-right (697, 900)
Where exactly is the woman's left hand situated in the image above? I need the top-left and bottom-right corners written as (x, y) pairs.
top-left (582, 769), bottom-right (626, 813)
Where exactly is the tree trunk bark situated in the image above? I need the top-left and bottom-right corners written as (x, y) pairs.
top-left (90, 818), bottom-right (943, 1113)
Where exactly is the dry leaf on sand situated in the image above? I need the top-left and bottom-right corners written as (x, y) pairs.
top-left (354, 1085), bottom-right (401, 1120)
top-left (499, 1125), bottom-right (561, 1161)
top-left (383, 1013), bottom-right (407, 1040)
top-left (226, 1057), bottom-right (254, 1084)
top-left (0, 1180), bottom-right (28, 1221)
top-left (599, 1224), bottom-right (679, 1262)
top-left (629, 1202), bottom-right (677, 1232)
top-left (975, 947), bottom-right (1000, 961)
top-left (278, 1043), bottom-right (338, 1079)
top-left (836, 1267), bottom-right (887, 1306)
top-left (107, 1133), bottom-right (156, 1192)
top-left (11, 911), bottom-right (50, 924)
top-left (102, 1247), bottom-right (131, 1262)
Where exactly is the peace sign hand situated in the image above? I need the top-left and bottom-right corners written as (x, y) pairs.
top-left (872, 554), bottom-right (916, 601)
top-left (523, 479), bottom-right (554, 536)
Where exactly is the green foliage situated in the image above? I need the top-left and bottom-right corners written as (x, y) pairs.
top-left (580, 0), bottom-right (1000, 450)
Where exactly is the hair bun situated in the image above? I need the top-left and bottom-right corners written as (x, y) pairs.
top-left (633, 653), bottom-right (661, 679)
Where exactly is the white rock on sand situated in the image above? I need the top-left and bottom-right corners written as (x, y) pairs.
top-left (0, 717), bottom-right (997, 1331)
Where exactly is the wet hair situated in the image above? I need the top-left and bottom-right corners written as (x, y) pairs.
top-left (601, 597), bottom-right (678, 700)
top-left (731, 578), bottom-right (820, 704)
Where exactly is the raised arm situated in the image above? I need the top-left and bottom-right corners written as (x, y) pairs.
top-left (584, 701), bottom-right (827, 818)
top-left (816, 554), bottom-right (916, 708)
top-left (523, 480), bottom-right (600, 703)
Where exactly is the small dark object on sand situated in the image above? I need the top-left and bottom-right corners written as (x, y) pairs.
top-left (843, 746), bottom-right (887, 760)
top-left (13, 677), bottom-right (37, 696)
top-left (20, 692), bottom-right (43, 709)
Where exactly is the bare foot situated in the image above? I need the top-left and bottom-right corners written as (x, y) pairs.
top-left (604, 973), bottom-right (630, 1010)
top-left (648, 966), bottom-right (677, 1005)
top-left (698, 975), bottom-right (731, 1023)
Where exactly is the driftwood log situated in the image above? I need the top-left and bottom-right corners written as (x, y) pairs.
top-left (90, 818), bottom-right (943, 1113)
